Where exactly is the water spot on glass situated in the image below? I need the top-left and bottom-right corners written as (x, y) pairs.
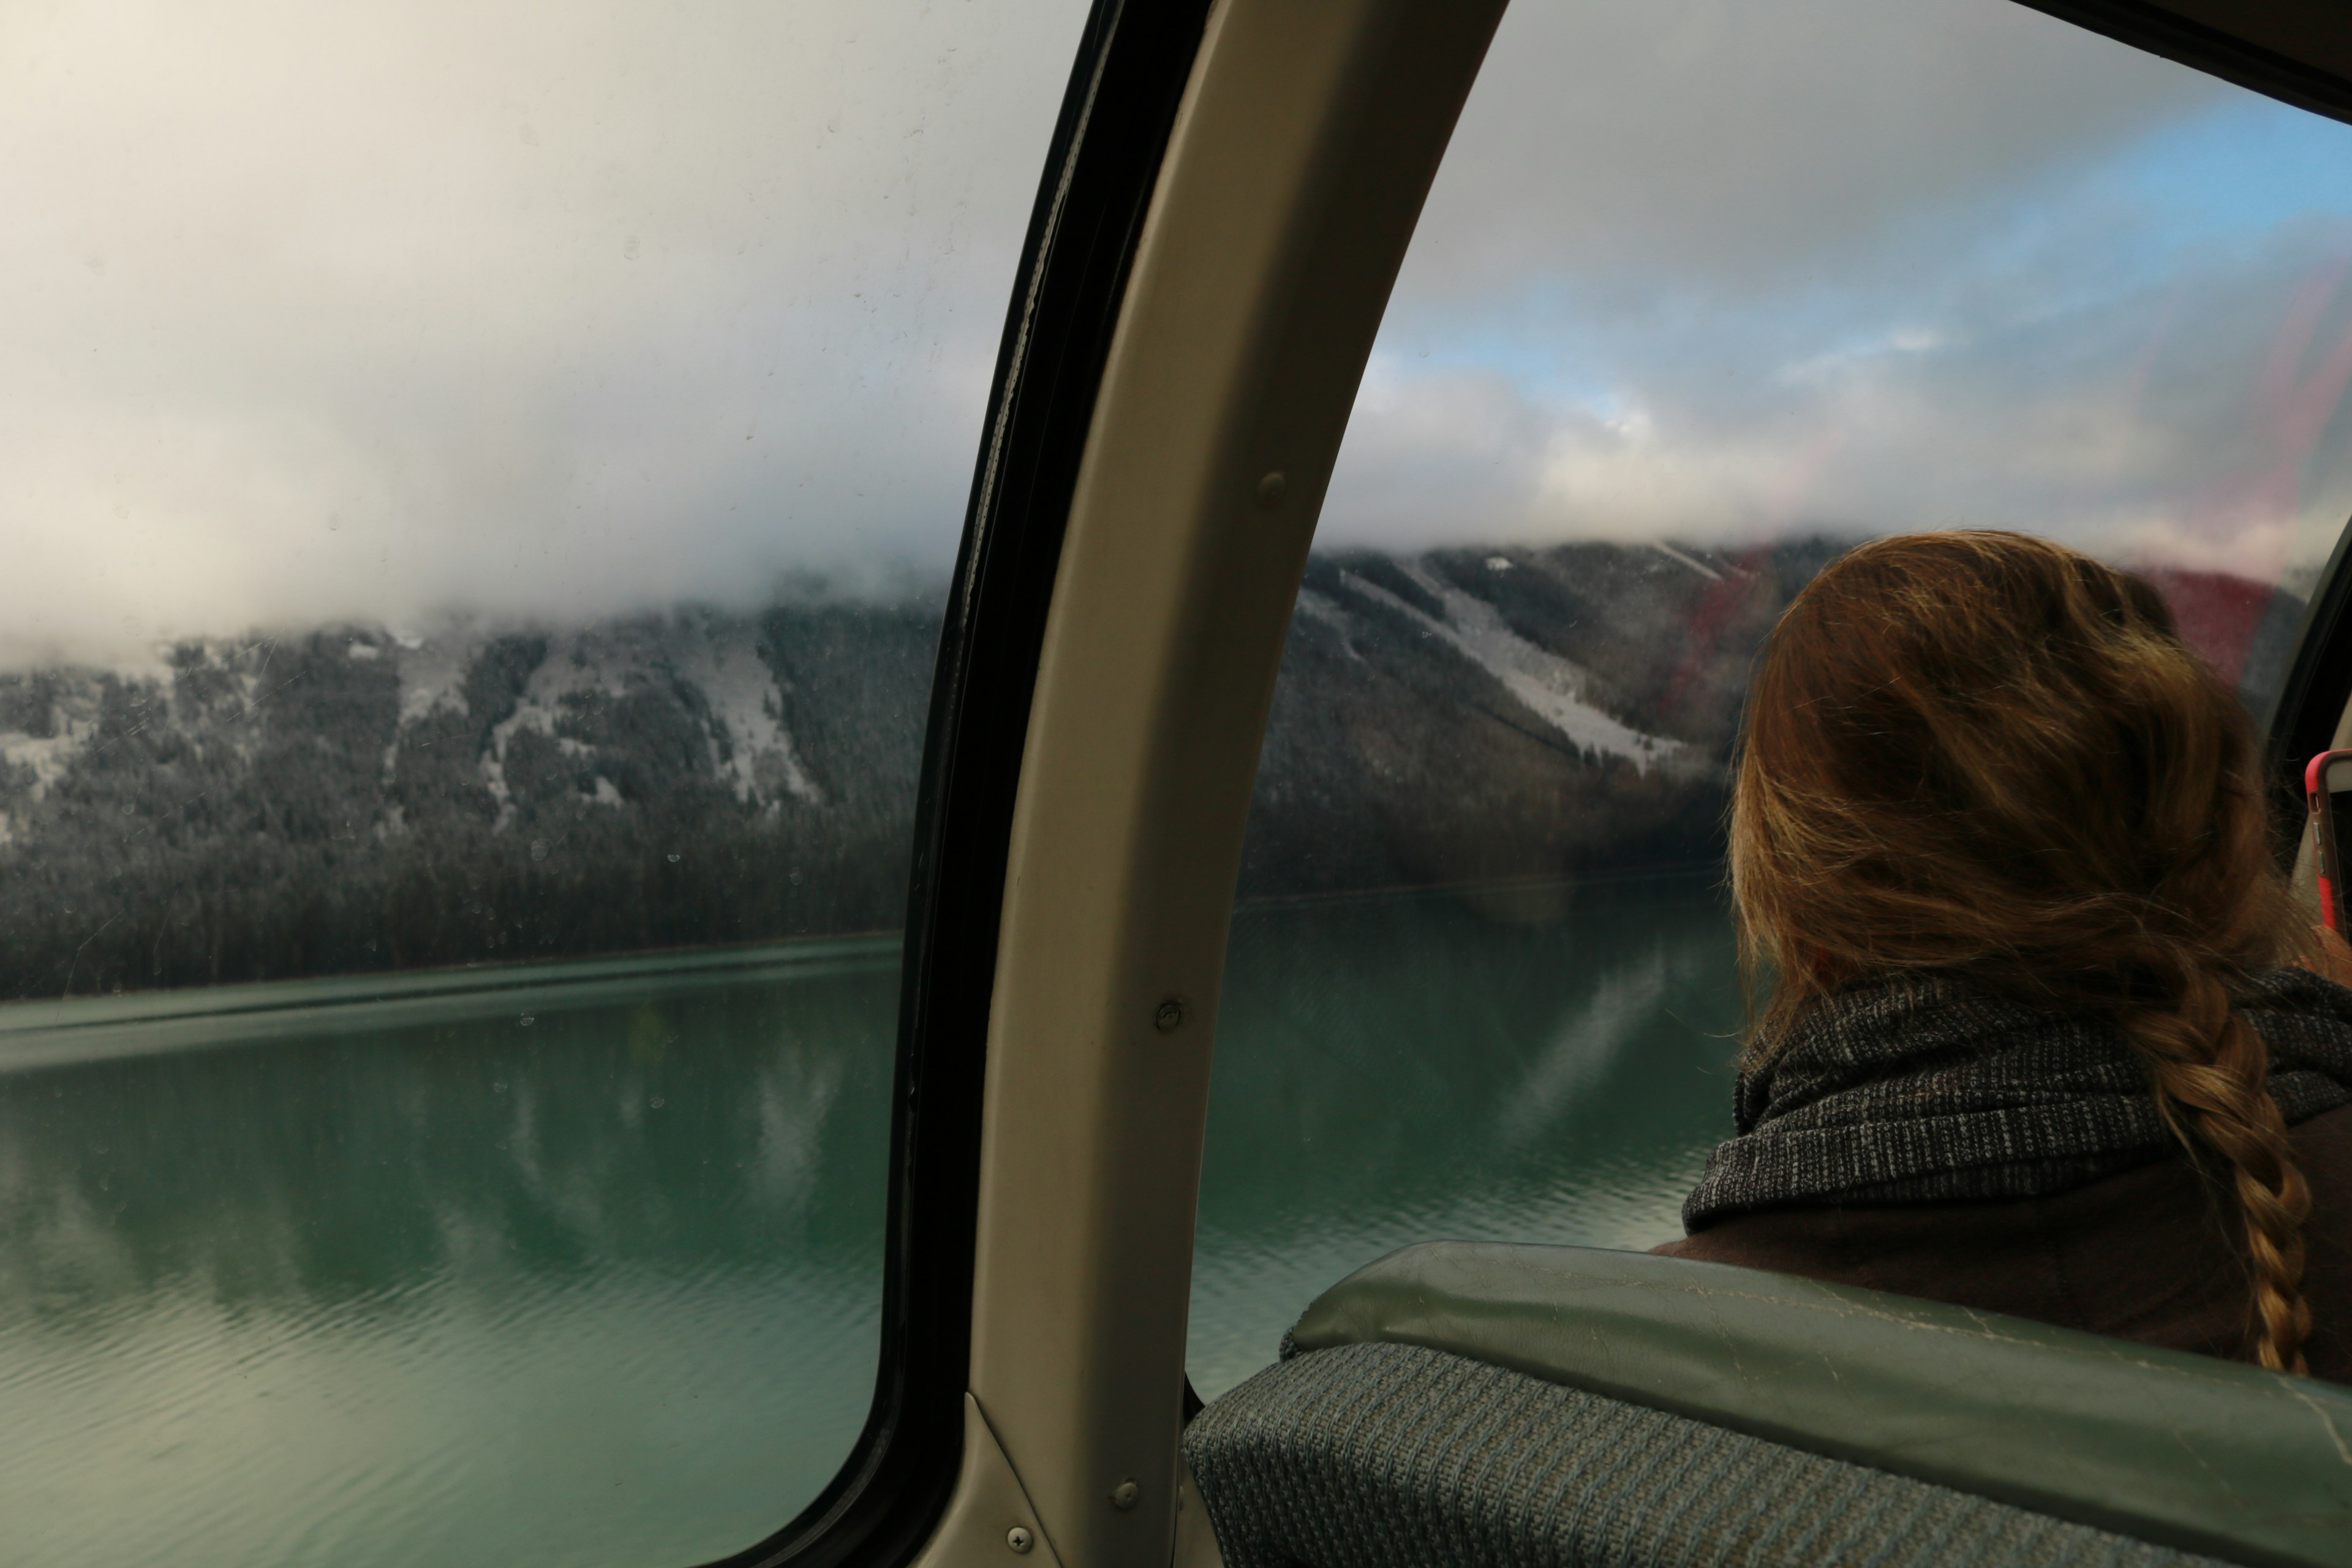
top-left (530, 839), bottom-right (548, 862)
top-left (667, 853), bottom-right (680, 863)
top-left (328, 512), bottom-right (341, 532)
top-left (518, 1015), bottom-right (535, 1028)
top-left (788, 868), bottom-right (802, 885)
top-left (492, 1082), bottom-right (508, 1094)
top-left (623, 236), bottom-right (639, 261)
top-left (1485, 556), bottom-right (1512, 572)
top-left (650, 1096), bottom-right (665, 1109)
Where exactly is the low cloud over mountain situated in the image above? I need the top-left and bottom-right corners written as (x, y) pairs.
top-left (0, 538), bottom-right (2292, 1000)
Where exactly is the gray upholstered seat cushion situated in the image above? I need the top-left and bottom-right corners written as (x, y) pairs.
top-left (1184, 1341), bottom-right (2230, 1568)
top-left (1278, 1242), bottom-right (2352, 1561)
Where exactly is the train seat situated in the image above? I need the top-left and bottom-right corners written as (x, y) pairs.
top-left (1183, 1242), bottom-right (2352, 1568)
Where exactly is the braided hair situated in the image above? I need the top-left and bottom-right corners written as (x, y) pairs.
top-left (1732, 530), bottom-right (2315, 1371)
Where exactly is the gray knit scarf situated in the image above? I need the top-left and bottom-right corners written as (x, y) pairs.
top-left (1681, 967), bottom-right (2352, 1231)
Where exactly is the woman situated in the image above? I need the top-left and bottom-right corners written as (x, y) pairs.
top-left (1657, 530), bottom-right (2352, 1381)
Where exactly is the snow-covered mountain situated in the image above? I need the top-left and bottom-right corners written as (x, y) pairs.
top-left (0, 536), bottom-right (2286, 997)
top-left (0, 594), bottom-right (940, 997)
top-left (1234, 539), bottom-right (1834, 909)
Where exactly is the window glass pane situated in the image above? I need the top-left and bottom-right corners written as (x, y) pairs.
top-left (0, 2), bottom-right (1086, 1562)
top-left (1190, 0), bottom-right (2352, 1398)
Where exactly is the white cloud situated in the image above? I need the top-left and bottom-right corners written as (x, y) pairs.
top-left (1330, 222), bottom-right (2352, 580)
top-left (7, 0), bottom-right (2350, 670)
top-left (1393, 0), bottom-right (2222, 301)
top-left (1319, 0), bottom-right (2352, 592)
top-left (0, 0), bottom-right (1087, 663)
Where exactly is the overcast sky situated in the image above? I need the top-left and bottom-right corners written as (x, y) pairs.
top-left (4, 0), bottom-right (2350, 665)
top-left (1327, 0), bottom-right (2352, 584)
top-left (0, 0), bottom-right (1086, 662)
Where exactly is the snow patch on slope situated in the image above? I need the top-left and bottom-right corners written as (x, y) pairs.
top-left (1341, 561), bottom-right (1692, 775)
top-left (1293, 589), bottom-right (1365, 661)
top-left (1649, 541), bottom-right (1725, 582)
top-left (478, 630), bottom-right (616, 827)
top-left (0, 669), bottom-right (121, 800)
top-left (0, 731), bottom-right (83, 801)
top-left (394, 628), bottom-right (483, 725)
top-left (668, 616), bottom-right (821, 807)
top-left (464, 614), bottom-right (822, 823)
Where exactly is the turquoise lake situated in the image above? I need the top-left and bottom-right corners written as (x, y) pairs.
top-left (0, 872), bottom-right (1739, 1566)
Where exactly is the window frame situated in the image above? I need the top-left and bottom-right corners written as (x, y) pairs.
top-left (2016, 1), bottom-right (2352, 127)
top-left (2273, 522), bottom-right (2352, 848)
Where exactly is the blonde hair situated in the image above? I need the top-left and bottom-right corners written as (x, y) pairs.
top-left (1732, 530), bottom-right (2314, 1372)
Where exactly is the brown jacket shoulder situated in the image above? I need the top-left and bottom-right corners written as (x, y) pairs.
top-left (1655, 1101), bottom-right (2352, 1385)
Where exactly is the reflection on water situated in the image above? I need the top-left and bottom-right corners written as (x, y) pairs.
top-left (0, 883), bottom-right (1741, 1562)
top-left (0, 942), bottom-right (897, 1568)
top-left (1188, 872), bottom-right (1743, 1398)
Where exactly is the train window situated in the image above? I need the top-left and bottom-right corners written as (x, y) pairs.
top-left (0, 1), bottom-right (1087, 1562)
top-left (1189, 0), bottom-right (2352, 1398)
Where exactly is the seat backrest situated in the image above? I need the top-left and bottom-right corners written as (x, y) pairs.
top-left (1186, 1338), bottom-right (2230, 1568)
top-left (1183, 1242), bottom-right (2352, 1568)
